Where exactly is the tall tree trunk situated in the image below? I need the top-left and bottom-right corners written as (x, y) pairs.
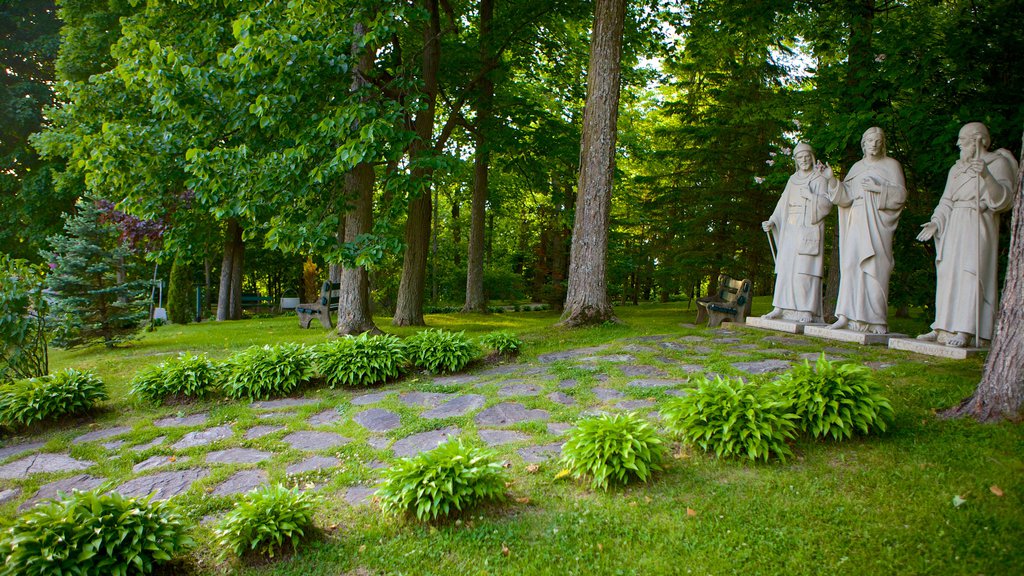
top-left (203, 257), bottom-right (211, 321)
top-left (943, 132), bottom-right (1024, 421)
top-left (216, 219), bottom-right (242, 321)
top-left (228, 222), bottom-right (244, 320)
top-left (393, 0), bottom-right (440, 327)
top-left (463, 0), bottom-right (494, 313)
top-left (559, 0), bottom-right (626, 327)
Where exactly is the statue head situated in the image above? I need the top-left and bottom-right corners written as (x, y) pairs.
top-left (958, 122), bottom-right (990, 160)
top-left (861, 127), bottom-right (887, 159)
top-left (792, 142), bottom-right (815, 171)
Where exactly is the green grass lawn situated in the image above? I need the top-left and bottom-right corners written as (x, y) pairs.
top-left (4, 301), bottom-right (1022, 575)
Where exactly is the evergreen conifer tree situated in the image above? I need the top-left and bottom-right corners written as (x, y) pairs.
top-left (167, 255), bottom-right (193, 324)
top-left (43, 200), bottom-right (150, 348)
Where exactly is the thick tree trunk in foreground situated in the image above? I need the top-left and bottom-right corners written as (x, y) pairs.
top-left (216, 219), bottom-right (244, 321)
top-left (943, 133), bottom-right (1024, 422)
top-left (558, 0), bottom-right (625, 327)
top-left (393, 0), bottom-right (440, 327)
top-left (463, 0), bottom-right (494, 314)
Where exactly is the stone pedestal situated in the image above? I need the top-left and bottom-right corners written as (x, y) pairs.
top-left (888, 337), bottom-right (985, 359)
top-left (746, 316), bottom-right (825, 334)
top-left (804, 325), bottom-right (905, 346)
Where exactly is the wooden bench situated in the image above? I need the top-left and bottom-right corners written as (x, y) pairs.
top-left (241, 294), bottom-right (275, 309)
top-left (696, 276), bottom-right (752, 328)
top-left (296, 282), bottom-right (341, 329)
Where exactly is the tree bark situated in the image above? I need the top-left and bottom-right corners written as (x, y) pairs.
top-left (393, 0), bottom-right (440, 327)
top-left (216, 218), bottom-right (243, 321)
top-left (943, 132), bottom-right (1024, 422)
top-left (463, 0), bottom-right (494, 314)
top-left (228, 222), bottom-right (244, 320)
top-left (558, 0), bottom-right (625, 327)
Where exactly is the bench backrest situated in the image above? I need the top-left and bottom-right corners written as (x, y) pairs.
top-left (319, 282), bottom-right (342, 306)
top-left (716, 276), bottom-right (751, 308)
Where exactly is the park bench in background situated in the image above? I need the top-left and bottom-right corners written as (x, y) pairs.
top-left (241, 294), bottom-right (275, 309)
top-left (296, 282), bottom-right (341, 329)
top-left (696, 275), bottom-right (752, 328)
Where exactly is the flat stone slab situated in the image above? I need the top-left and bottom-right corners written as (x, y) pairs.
top-left (673, 364), bottom-right (705, 374)
top-left (19, 474), bottom-right (106, 512)
top-left (172, 426), bottom-right (233, 450)
top-left (631, 335), bottom-right (671, 342)
top-left (154, 413), bottom-right (209, 428)
top-left (537, 346), bottom-right (608, 363)
top-left (558, 379), bottom-right (578, 389)
top-left (797, 352), bottom-right (846, 363)
top-left (244, 425), bottom-right (286, 440)
top-left (308, 409), bottom-right (344, 426)
top-left (746, 316), bottom-right (825, 334)
top-left (665, 389), bottom-right (690, 397)
top-left (206, 448), bottom-right (272, 464)
top-left (622, 344), bottom-right (658, 353)
top-left (0, 488), bottom-right (21, 505)
top-left (578, 354), bottom-right (635, 363)
top-left (287, 456), bottom-right (340, 475)
top-left (498, 383), bottom-right (544, 397)
top-left (547, 391), bottom-right (576, 406)
top-left (366, 436), bottom-right (391, 450)
top-left (131, 436), bottom-right (166, 452)
top-left (0, 440), bottom-right (46, 461)
top-left (888, 337), bottom-right (985, 360)
top-left (0, 453), bottom-right (94, 479)
top-left (518, 442), bottom-right (564, 463)
top-left (615, 399), bottom-right (657, 411)
top-left (593, 387), bottom-right (625, 401)
top-left (133, 455), bottom-right (189, 473)
top-left (102, 440), bottom-right (126, 451)
top-left (627, 379), bottom-right (685, 389)
top-left (477, 364), bottom-right (525, 376)
top-left (251, 398), bottom-right (318, 410)
top-left (865, 361), bottom-right (897, 370)
top-left (478, 429), bottom-right (531, 446)
top-left (350, 391), bottom-right (391, 406)
top-left (422, 394), bottom-right (486, 419)
top-left (344, 486), bottom-right (378, 506)
top-left (763, 336), bottom-right (812, 347)
top-left (432, 374), bottom-right (479, 386)
top-left (547, 423), bottom-right (574, 435)
top-left (620, 365), bottom-right (668, 377)
top-left (212, 469), bottom-right (268, 496)
top-left (282, 431), bottom-right (352, 451)
top-left (474, 403), bottom-right (549, 426)
top-left (353, 408), bottom-right (402, 432)
top-left (732, 360), bottom-right (792, 375)
top-left (804, 325), bottom-right (905, 345)
top-left (72, 426), bottom-right (132, 445)
top-left (114, 468), bottom-right (209, 500)
top-left (398, 391), bottom-right (454, 408)
top-left (392, 426), bottom-right (461, 458)
top-left (659, 341), bottom-right (689, 351)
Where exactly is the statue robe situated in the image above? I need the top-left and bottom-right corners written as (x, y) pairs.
top-left (767, 171), bottom-right (834, 319)
top-left (832, 157), bottom-right (906, 326)
top-left (928, 151), bottom-right (1016, 340)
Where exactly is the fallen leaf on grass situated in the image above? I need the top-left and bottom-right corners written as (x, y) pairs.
top-left (990, 485), bottom-right (1004, 497)
top-left (526, 464), bottom-right (540, 474)
top-left (501, 543), bottom-right (510, 557)
top-left (515, 497), bottom-right (530, 504)
top-left (554, 469), bottom-right (571, 480)
top-left (686, 507), bottom-right (697, 517)
top-left (952, 495), bottom-right (967, 508)
top-left (597, 543), bottom-right (603, 552)
top-left (359, 545), bottom-right (366, 553)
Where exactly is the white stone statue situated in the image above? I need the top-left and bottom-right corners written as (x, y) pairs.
top-left (827, 127), bottom-right (907, 334)
top-left (915, 122), bottom-right (1018, 347)
top-left (761, 143), bottom-right (834, 323)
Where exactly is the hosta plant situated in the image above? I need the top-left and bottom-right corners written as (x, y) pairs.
top-left (478, 331), bottom-right (523, 356)
top-left (0, 368), bottom-right (107, 427)
top-left (560, 412), bottom-right (666, 490)
top-left (768, 354), bottom-right (894, 439)
top-left (130, 352), bottom-right (222, 403)
top-left (378, 439), bottom-right (507, 521)
top-left (0, 490), bottom-right (193, 576)
top-left (214, 484), bottom-right (319, 560)
top-left (405, 329), bottom-right (477, 374)
top-left (661, 376), bottom-right (798, 462)
top-left (222, 343), bottom-right (313, 400)
top-left (312, 333), bottom-right (406, 387)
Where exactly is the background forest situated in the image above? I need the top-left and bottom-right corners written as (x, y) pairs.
top-left (3, 0), bottom-right (1022, 330)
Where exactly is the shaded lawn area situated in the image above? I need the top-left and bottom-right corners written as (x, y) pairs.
top-left (2, 301), bottom-right (1021, 575)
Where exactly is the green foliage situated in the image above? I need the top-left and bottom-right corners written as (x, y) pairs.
top-left (405, 329), bottom-right (478, 374)
top-left (0, 255), bottom-right (49, 382)
top-left (661, 376), bottom-right (798, 462)
top-left (478, 331), bottom-right (523, 355)
top-left (222, 343), bottom-right (314, 400)
top-left (214, 484), bottom-right (319, 560)
top-left (378, 439), bottom-right (508, 521)
top-left (166, 255), bottom-right (194, 325)
top-left (129, 352), bottom-right (221, 404)
top-left (559, 412), bottom-right (666, 491)
top-left (768, 354), bottom-right (895, 440)
top-left (0, 489), bottom-right (193, 576)
top-left (0, 368), bottom-right (107, 427)
top-left (312, 333), bottom-right (406, 388)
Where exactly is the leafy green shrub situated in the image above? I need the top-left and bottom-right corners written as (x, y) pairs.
top-left (0, 255), bottom-right (50, 382)
top-left (559, 412), bottom-right (666, 490)
top-left (0, 368), bottom-right (107, 427)
top-left (0, 490), bottom-right (193, 576)
top-left (405, 329), bottom-right (477, 374)
top-left (478, 331), bottom-right (523, 355)
top-left (214, 484), bottom-right (319, 560)
top-left (768, 354), bottom-right (895, 439)
top-left (661, 376), bottom-right (798, 462)
top-left (312, 333), bottom-right (406, 387)
top-left (378, 439), bottom-right (507, 521)
top-left (222, 343), bottom-right (313, 400)
top-left (130, 352), bottom-right (221, 403)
